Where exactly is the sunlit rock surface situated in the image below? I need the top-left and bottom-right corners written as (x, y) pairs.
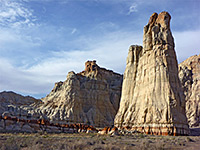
top-left (38, 60), bottom-right (123, 127)
top-left (114, 12), bottom-right (189, 135)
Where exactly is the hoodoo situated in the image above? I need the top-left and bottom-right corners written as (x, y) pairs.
top-left (114, 12), bottom-right (189, 135)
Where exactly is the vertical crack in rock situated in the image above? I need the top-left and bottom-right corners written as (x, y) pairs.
top-left (114, 11), bottom-right (189, 135)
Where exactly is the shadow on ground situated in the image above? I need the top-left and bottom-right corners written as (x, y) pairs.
top-left (190, 127), bottom-right (200, 136)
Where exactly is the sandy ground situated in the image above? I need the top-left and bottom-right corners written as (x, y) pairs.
top-left (0, 132), bottom-right (200, 150)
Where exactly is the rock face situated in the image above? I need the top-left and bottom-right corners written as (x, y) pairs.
top-left (38, 60), bottom-right (123, 127)
top-left (0, 91), bottom-right (42, 132)
top-left (0, 91), bottom-right (41, 119)
top-left (179, 55), bottom-right (200, 127)
top-left (0, 91), bottom-right (40, 108)
top-left (114, 12), bottom-right (189, 135)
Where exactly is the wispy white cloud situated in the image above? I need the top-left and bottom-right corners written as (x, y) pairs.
top-left (0, 27), bottom-right (42, 68)
top-left (21, 0), bottom-right (69, 3)
top-left (0, 58), bottom-right (52, 97)
top-left (1, 26), bottom-right (199, 98)
top-left (94, 22), bottom-right (119, 32)
top-left (128, 3), bottom-right (138, 14)
top-left (26, 30), bottom-right (143, 75)
top-left (0, 28), bottom-right (41, 47)
top-left (0, 29), bottom-right (143, 98)
top-left (71, 28), bottom-right (77, 34)
top-left (0, 0), bottom-right (36, 28)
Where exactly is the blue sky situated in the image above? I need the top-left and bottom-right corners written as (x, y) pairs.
top-left (0, 0), bottom-right (199, 98)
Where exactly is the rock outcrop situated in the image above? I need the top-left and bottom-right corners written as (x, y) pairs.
top-left (0, 91), bottom-right (42, 132)
top-left (0, 91), bottom-right (41, 120)
top-left (37, 60), bottom-right (123, 127)
top-left (179, 55), bottom-right (200, 127)
top-left (0, 91), bottom-right (40, 108)
top-left (114, 11), bottom-right (189, 135)
top-left (0, 113), bottom-right (98, 133)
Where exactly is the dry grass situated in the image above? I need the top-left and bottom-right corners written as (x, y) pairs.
top-left (0, 133), bottom-right (199, 150)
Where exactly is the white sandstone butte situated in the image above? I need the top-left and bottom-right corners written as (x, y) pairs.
top-left (114, 11), bottom-right (189, 135)
top-left (38, 60), bottom-right (123, 127)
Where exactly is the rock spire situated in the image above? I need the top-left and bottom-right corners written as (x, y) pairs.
top-left (114, 12), bottom-right (189, 135)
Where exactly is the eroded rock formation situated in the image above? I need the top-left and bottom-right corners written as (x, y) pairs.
top-left (37, 60), bottom-right (123, 127)
top-left (0, 113), bottom-right (98, 133)
top-left (179, 55), bottom-right (200, 127)
top-left (114, 11), bottom-right (189, 135)
top-left (0, 91), bottom-right (42, 120)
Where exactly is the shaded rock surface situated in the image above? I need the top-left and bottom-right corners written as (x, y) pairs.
top-left (0, 91), bottom-right (42, 120)
top-left (114, 11), bottom-right (189, 135)
top-left (36, 60), bottom-right (123, 127)
top-left (179, 54), bottom-right (200, 127)
top-left (0, 91), bottom-right (40, 109)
